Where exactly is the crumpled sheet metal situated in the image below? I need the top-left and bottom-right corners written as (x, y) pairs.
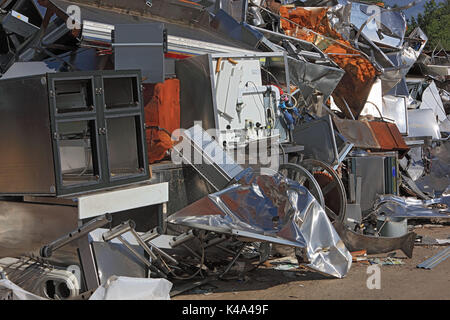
top-left (415, 139), bottom-right (450, 196)
top-left (333, 118), bottom-right (409, 156)
top-left (390, 27), bottom-right (428, 75)
top-left (278, 5), bottom-right (378, 119)
top-left (90, 276), bottom-right (173, 300)
top-left (287, 55), bottom-right (344, 102)
top-left (347, 1), bottom-right (407, 49)
top-left (211, 9), bottom-right (264, 48)
top-left (330, 3), bottom-right (425, 94)
top-left (0, 280), bottom-right (45, 300)
top-left (374, 194), bottom-right (450, 219)
top-left (168, 171), bottom-right (352, 278)
top-left (420, 81), bottom-right (447, 122)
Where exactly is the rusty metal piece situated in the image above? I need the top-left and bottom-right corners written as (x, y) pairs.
top-left (333, 220), bottom-right (416, 258)
top-left (215, 57), bottom-right (222, 73)
top-left (333, 117), bottom-right (409, 157)
top-left (264, 0), bottom-right (281, 14)
top-left (367, 121), bottom-right (410, 157)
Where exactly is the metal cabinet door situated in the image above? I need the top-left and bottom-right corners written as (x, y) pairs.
top-left (48, 73), bottom-right (104, 195)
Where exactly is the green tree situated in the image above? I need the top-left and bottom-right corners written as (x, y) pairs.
top-left (408, 0), bottom-right (450, 50)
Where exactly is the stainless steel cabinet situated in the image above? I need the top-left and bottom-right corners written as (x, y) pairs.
top-left (0, 70), bottom-right (149, 196)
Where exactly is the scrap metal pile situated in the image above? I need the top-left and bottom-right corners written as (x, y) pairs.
top-left (0, 0), bottom-right (449, 300)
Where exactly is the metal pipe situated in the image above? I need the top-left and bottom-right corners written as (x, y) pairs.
top-left (117, 235), bottom-right (166, 278)
top-left (40, 214), bottom-right (112, 258)
top-left (134, 227), bottom-right (178, 265)
top-left (147, 241), bottom-right (179, 265)
top-left (219, 244), bottom-right (246, 279)
top-left (129, 229), bottom-right (159, 262)
top-left (141, 227), bottom-right (161, 243)
top-left (203, 235), bottom-right (228, 249)
top-left (102, 220), bottom-right (135, 242)
top-left (216, 244), bottom-right (239, 255)
top-left (181, 244), bottom-right (202, 260)
top-left (252, 26), bottom-right (326, 60)
top-left (169, 230), bottom-right (196, 248)
top-left (341, 97), bottom-right (355, 120)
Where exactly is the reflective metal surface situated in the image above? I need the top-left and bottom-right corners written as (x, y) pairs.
top-left (293, 115), bottom-right (339, 166)
top-left (348, 1), bottom-right (406, 49)
top-left (382, 95), bottom-right (408, 135)
top-left (333, 220), bottom-right (415, 258)
top-left (168, 170), bottom-right (352, 278)
top-left (0, 75), bottom-right (56, 195)
top-left (407, 109), bottom-right (441, 140)
top-left (373, 194), bottom-right (450, 219)
top-left (0, 201), bottom-right (78, 258)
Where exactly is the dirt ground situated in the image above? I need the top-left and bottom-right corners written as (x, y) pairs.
top-left (173, 225), bottom-right (450, 300)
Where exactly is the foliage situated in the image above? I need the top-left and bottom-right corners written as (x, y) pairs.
top-left (408, 0), bottom-right (450, 50)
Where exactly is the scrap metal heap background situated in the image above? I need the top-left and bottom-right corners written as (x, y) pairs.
top-left (0, 0), bottom-right (449, 300)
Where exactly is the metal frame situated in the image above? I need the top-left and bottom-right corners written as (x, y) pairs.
top-left (0, 69), bottom-right (149, 196)
top-left (176, 51), bottom-right (291, 142)
top-left (168, 221), bottom-right (304, 248)
top-left (46, 70), bottom-right (149, 196)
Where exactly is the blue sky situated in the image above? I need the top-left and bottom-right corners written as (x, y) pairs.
top-left (383, 0), bottom-right (446, 20)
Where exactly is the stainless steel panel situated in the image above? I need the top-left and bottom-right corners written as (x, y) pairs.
top-left (176, 54), bottom-right (218, 131)
top-left (0, 201), bottom-right (78, 258)
top-left (114, 23), bottom-right (166, 84)
top-left (2, 10), bottom-right (40, 38)
top-left (333, 118), bottom-right (380, 149)
top-left (382, 95), bottom-right (408, 135)
top-left (91, 242), bottom-right (146, 285)
top-left (293, 115), bottom-right (339, 166)
top-left (287, 56), bottom-right (344, 103)
top-left (106, 117), bottom-right (140, 179)
top-left (173, 124), bottom-right (244, 191)
top-left (350, 156), bottom-right (386, 214)
top-left (0, 75), bottom-right (56, 195)
top-left (407, 109), bottom-right (441, 140)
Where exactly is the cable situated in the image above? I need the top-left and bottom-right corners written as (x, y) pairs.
top-left (364, 101), bottom-right (384, 121)
top-left (284, 92), bottom-right (298, 109)
top-left (245, 80), bottom-right (267, 125)
top-left (44, 47), bottom-right (91, 63)
top-left (260, 66), bottom-right (281, 88)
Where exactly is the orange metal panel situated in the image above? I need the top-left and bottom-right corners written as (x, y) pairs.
top-left (143, 79), bottom-right (181, 164)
